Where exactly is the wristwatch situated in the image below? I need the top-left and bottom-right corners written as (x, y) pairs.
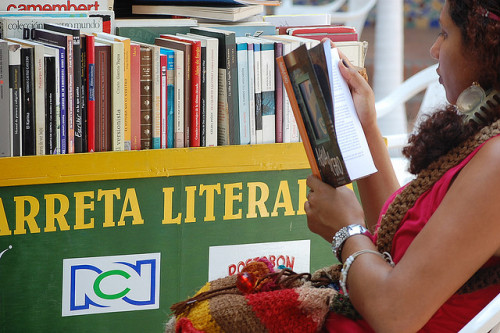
top-left (332, 224), bottom-right (368, 262)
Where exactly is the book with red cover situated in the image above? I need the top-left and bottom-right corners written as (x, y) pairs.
top-left (94, 42), bottom-right (112, 152)
top-left (287, 26), bottom-right (358, 42)
top-left (154, 37), bottom-right (192, 147)
top-left (160, 34), bottom-right (201, 147)
top-left (130, 43), bottom-right (142, 150)
top-left (84, 34), bottom-right (96, 152)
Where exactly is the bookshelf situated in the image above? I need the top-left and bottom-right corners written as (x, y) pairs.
top-left (0, 142), bottom-right (336, 331)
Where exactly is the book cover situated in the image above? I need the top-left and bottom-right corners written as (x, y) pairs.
top-left (0, 40), bottom-right (10, 157)
top-left (94, 32), bottom-right (132, 150)
top-left (19, 46), bottom-right (36, 156)
top-left (235, 38), bottom-right (250, 145)
top-left (287, 25), bottom-right (358, 42)
top-left (44, 23), bottom-right (85, 153)
top-left (0, 0), bottom-right (114, 11)
top-left (279, 44), bottom-right (350, 187)
top-left (44, 54), bottom-right (57, 155)
top-left (155, 37), bottom-right (191, 147)
top-left (139, 45), bottom-right (153, 150)
top-left (160, 34), bottom-right (201, 147)
top-left (31, 29), bottom-right (74, 154)
top-left (198, 21), bottom-right (276, 37)
top-left (8, 41), bottom-right (22, 156)
top-left (94, 42), bottom-right (111, 152)
top-left (186, 33), bottom-right (219, 147)
top-left (0, 16), bottom-right (104, 40)
top-left (130, 42), bottom-right (142, 150)
top-left (83, 34), bottom-right (96, 152)
top-left (132, 4), bottom-right (264, 22)
top-left (190, 26), bottom-right (239, 146)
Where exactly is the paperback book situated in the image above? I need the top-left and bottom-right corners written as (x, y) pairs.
top-left (277, 42), bottom-right (376, 187)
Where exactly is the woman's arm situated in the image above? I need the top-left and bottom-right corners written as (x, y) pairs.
top-left (337, 58), bottom-right (400, 230)
top-left (339, 136), bottom-right (500, 332)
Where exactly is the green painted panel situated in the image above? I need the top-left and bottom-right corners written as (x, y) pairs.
top-left (0, 169), bottom-right (336, 332)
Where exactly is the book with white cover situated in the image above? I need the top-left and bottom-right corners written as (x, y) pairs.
top-left (186, 33), bottom-right (219, 147)
top-left (235, 37), bottom-right (250, 145)
top-left (173, 49), bottom-right (185, 148)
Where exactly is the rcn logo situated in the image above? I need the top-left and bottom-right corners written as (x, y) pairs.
top-left (62, 253), bottom-right (161, 316)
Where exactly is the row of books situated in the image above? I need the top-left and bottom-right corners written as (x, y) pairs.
top-left (0, 17), bottom-right (367, 157)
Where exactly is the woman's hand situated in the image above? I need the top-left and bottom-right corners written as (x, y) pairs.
top-left (305, 175), bottom-right (366, 242)
top-left (337, 54), bottom-right (377, 129)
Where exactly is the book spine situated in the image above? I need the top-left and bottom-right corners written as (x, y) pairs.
top-left (110, 41), bottom-right (125, 151)
top-left (52, 51), bottom-right (61, 155)
top-left (140, 46), bottom-right (152, 150)
top-left (274, 41), bottom-right (283, 144)
top-left (86, 35), bottom-right (96, 153)
top-left (199, 43), bottom-right (206, 147)
top-left (57, 47), bottom-right (67, 154)
top-left (189, 41), bottom-right (201, 147)
top-left (44, 56), bottom-right (56, 155)
top-left (236, 41), bottom-right (250, 145)
top-left (20, 47), bottom-right (35, 156)
top-left (253, 43), bottom-right (262, 144)
top-left (66, 36), bottom-right (75, 154)
top-left (0, 42), bottom-right (10, 157)
top-left (121, 39), bottom-right (131, 151)
top-left (159, 53), bottom-right (167, 149)
top-left (71, 34), bottom-right (83, 153)
top-left (130, 43), bottom-right (141, 150)
top-left (9, 44), bottom-right (22, 156)
top-left (80, 35), bottom-right (87, 152)
top-left (205, 39), bottom-right (218, 147)
top-left (166, 50), bottom-right (175, 149)
top-left (173, 49), bottom-right (184, 148)
top-left (227, 37), bottom-right (239, 146)
top-left (246, 43), bottom-right (256, 145)
top-left (151, 45), bottom-right (161, 149)
top-left (260, 42), bottom-right (275, 144)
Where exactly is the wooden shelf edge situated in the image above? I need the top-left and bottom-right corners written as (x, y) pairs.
top-left (0, 143), bottom-right (311, 187)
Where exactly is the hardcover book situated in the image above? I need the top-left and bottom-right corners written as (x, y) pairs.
top-left (8, 41), bottom-right (22, 157)
top-left (94, 42), bottom-right (112, 152)
top-left (19, 45), bottom-right (36, 156)
top-left (277, 42), bottom-right (376, 187)
top-left (0, 40), bottom-right (10, 157)
top-left (130, 42), bottom-right (142, 151)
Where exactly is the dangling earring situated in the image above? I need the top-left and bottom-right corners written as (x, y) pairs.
top-left (456, 82), bottom-right (500, 125)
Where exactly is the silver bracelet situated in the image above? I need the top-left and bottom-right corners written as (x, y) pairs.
top-left (339, 249), bottom-right (395, 298)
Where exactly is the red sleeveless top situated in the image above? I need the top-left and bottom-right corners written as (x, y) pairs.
top-left (323, 139), bottom-right (500, 332)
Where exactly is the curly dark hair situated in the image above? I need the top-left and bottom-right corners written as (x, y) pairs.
top-left (402, 0), bottom-right (500, 175)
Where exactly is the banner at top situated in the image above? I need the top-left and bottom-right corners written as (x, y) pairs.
top-left (2, 0), bottom-right (114, 11)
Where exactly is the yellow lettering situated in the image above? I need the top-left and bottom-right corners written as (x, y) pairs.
top-left (0, 198), bottom-right (12, 236)
top-left (14, 196), bottom-right (40, 235)
top-left (224, 183), bottom-right (243, 220)
top-left (271, 180), bottom-right (295, 217)
top-left (44, 194), bottom-right (70, 232)
top-left (185, 186), bottom-right (197, 223)
top-left (74, 191), bottom-right (95, 230)
top-left (247, 182), bottom-right (270, 218)
top-left (297, 179), bottom-right (307, 215)
top-left (97, 188), bottom-right (120, 227)
top-left (199, 184), bottom-right (221, 222)
top-left (162, 187), bottom-right (181, 224)
top-left (118, 188), bottom-right (144, 226)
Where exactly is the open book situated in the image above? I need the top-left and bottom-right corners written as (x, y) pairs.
top-left (277, 41), bottom-right (376, 187)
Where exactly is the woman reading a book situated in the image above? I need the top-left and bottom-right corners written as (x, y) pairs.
top-left (305, 0), bottom-right (500, 331)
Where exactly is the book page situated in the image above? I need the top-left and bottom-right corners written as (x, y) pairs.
top-left (330, 48), bottom-right (376, 180)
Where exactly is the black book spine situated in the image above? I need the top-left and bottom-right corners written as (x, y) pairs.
top-left (20, 48), bottom-right (35, 156)
top-left (44, 56), bottom-right (57, 155)
top-left (9, 58), bottom-right (22, 156)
